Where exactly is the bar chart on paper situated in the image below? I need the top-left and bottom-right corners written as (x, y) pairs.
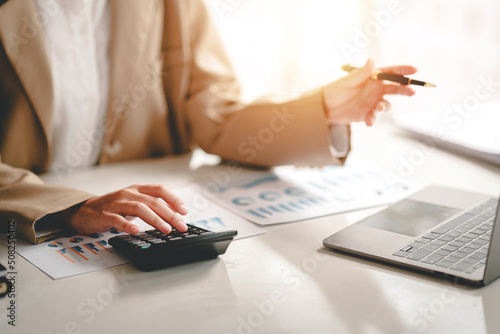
top-left (10, 216), bottom-right (246, 280)
top-left (53, 238), bottom-right (115, 264)
top-left (10, 228), bottom-right (130, 279)
top-left (205, 159), bottom-right (420, 225)
top-left (7, 186), bottom-right (265, 279)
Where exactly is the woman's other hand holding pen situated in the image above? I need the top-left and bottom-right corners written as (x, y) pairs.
top-left (323, 58), bottom-right (417, 126)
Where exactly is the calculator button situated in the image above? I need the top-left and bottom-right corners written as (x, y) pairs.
top-left (108, 225), bottom-right (237, 270)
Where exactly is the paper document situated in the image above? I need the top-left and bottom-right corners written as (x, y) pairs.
top-left (204, 158), bottom-right (419, 225)
top-left (3, 185), bottom-right (265, 279)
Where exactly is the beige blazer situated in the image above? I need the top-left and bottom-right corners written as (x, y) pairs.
top-left (0, 0), bottom-right (347, 243)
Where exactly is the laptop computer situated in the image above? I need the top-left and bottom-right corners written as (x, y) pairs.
top-left (323, 185), bottom-right (500, 286)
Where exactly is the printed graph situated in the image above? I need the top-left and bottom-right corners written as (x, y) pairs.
top-left (206, 160), bottom-right (419, 225)
top-left (49, 231), bottom-right (120, 264)
top-left (187, 217), bottom-right (229, 233)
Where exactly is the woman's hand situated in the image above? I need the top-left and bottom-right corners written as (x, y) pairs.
top-left (66, 184), bottom-right (189, 235)
top-left (323, 58), bottom-right (417, 126)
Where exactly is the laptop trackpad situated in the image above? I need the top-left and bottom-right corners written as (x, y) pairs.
top-left (358, 199), bottom-right (461, 237)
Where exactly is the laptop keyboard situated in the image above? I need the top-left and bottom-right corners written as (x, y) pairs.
top-left (393, 199), bottom-right (498, 274)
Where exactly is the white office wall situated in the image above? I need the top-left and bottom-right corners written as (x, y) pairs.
top-left (206, 0), bottom-right (500, 110)
top-left (206, 0), bottom-right (361, 101)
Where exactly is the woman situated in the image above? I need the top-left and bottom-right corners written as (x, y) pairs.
top-left (0, 0), bottom-right (416, 243)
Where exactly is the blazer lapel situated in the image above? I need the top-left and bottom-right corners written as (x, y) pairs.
top-left (0, 0), bottom-right (53, 151)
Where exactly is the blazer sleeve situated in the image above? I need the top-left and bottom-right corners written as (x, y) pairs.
top-left (0, 162), bottom-right (94, 244)
top-left (184, 0), bottom-right (350, 168)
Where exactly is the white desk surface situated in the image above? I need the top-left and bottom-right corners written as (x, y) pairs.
top-left (1, 118), bottom-right (500, 334)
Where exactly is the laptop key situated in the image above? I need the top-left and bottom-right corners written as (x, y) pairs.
top-left (451, 261), bottom-right (473, 272)
top-left (435, 260), bottom-right (454, 268)
top-left (476, 225), bottom-right (491, 232)
top-left (408, 241), bottom-right (426, 249)
top-left (478, 213), bottom-right (493, 221)
top-left (483, 211), bottom-right (495, 218)
top-left (447, 231), bottom-right (462, 238)
top-left (457, 247), bottom-right (475, 254)
top-left (456, 236), bottom-right (473, 243)
top-left (423, 232), bottom-right (440, 240)
top-left (393, 251), bottom-right (409, 258)
top-left (462, 257), bottom-right (480, 265)
top-left (469, 218), bottom-right (484, 226)
top-left (421, 254), bottom-right (444, 265)
top-left (465, 267), bottom-right (480, 274)
top-left (454, 227), bottom-right (468, 234)
top-left (423, 243), bottom-right (441, 251)
top-left (431, 239), bottom-right (448, 246)
top-left (451, 251), bottom-right (468, 259)
top-left (462, 223), bottom-right (475, 229)
top-left (438, 235), bottom-right (454, 242)
top-left (407, 248), bottom-right (433, 261)
top-left (435, 249), bottom-right (452, 257)
top-left (442, 245), bottom-right (459, 252)
top-left (470, 229), bottom-right (486, 235)
top-left (445, 256), bottom-right (462, 263)
top-left (478, 247), bottom-right (489, 255)
top-left (464, 233), bottom-right (478, 239)
top-left (466, 243), bottom-right (482, 250)
top-left (469, 253), bottom-right (487, 260)
top-left (433, 213), bottom-right (474, 234)
top-left (479, 235), bottom-right (492, 241)
top-left (448, 241), bottom-right (466, 248)
top-left (471, 239), bottom-right (489, 246)
top-left (416, 238), bottom-right (431, 244)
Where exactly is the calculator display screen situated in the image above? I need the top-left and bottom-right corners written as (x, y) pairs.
top-left (358, 199), bottom-right (461, 237)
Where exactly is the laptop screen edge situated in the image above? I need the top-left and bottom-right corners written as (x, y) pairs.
top-left (482, 195), bottom-right (500, 285)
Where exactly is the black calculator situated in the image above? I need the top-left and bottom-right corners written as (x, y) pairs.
top-left (108, 225), bottom-right (237, 271)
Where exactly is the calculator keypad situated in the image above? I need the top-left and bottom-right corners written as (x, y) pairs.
top-left (112, 226), bottom-right (214, 250)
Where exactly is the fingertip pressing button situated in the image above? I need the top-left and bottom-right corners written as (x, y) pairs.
top-left (177, 221), bottom-right (188, 232)
top-left (160, 223), bottom-right (172, 234)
